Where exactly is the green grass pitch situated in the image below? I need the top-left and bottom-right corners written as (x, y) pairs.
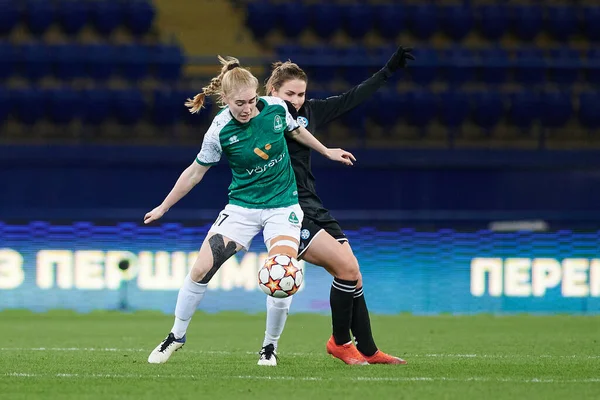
top-left (1, 310), bottom-right (599, 399)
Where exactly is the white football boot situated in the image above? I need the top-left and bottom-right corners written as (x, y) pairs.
top-left (257, 343), bottom-right (278, 366)
top-left (148, 333), bottom-right (186, 364)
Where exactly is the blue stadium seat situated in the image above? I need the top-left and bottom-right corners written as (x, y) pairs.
top-left (376, 4), bottom-right (405, 40)
top-left (342, 3), bottom-right (372, 39)
top-left (278, 2), bottom-right (308, 38)
top-left (25, 0), bottom-right (55, 36)
top-left (406, 90), bottom-right (436, 127)
top-left (123, 0), bottom-right (155, 36)
top-left (275, 44), bottom-right (306, 63)
top-left (90, 0), bottom-right (122, 36)
top-left (443, 48), bottom-right (477, 85)
top-left (578, 92), bottom-right (600, 129)
top-left (508, 91), bottom-right (540, 129)
top-left (340, 46), bottom-right (370, 85)
top-left (478, 4), bottom-right (509, 41)
top-left (440, 5), bottom-right (473, 41)
top-left (586, 49), bottom-right (600, 85)
top-left (152, 88), bottom-right (181, 126)
top-left (514, 48), bottom-right (546, 85)
top-left (407, 4), bottom-right (437, 40)
top-left (52, 43), bottom-right (86, 80)
top-left (410, 48), bottom-right (438, 85)
top-left (0, 0), bottom-right (20, 35)
top-left (153, 44), bottom-right (184, 81)
top-left (368, 89), bottom-right (404, 127)
top-left (511, 5), bottom-right (543, 41)
top-left (177, 89), bottom-right (192, 125)
top-left (19, 42), bottom-right (51, 81)
top-left (179, 89), bottom-right (213, 125)
top-left (84, 43), bottom-right (117, 81)
top-left (479, 47), bottom-right (509, 85)
top-left (0, 42), bottom-right (16, 80)
top-left (583, 6), bottom-right (600, 42)
top-left (56, 0), bottom-right (88, 36)
top-left (113, 89), bottom-right (145, 125)
top-left (304, 45), bottom-right (336, 84)
top-left (438, 91), bottom-right (470, 128)
top-left (81, 89), bottom-right (112, 125)
top-left (10, 87), bottom-right (47, 124)
top-left (246, 0), bottom-right (276, 38)
top-left (340, 103), bottom-right (367, 132)
top-left (541, 91), bottom-right (572, 128)
top-left (118, 44), bottom-right (150, 81)
top-left (47, 87), bottom-right (81, 124)
top-left (471, 91), bottom-right (504, 130)
top-left (546, 6), bottom-right (578, 42)
top-left (310, 3), bottom-right (341, 39)
top-left (0, 88), bottom-right (9, 124)
top-left (548, 48), bottom-right (581, 85)
top-left (305, 65), bottom-right (337, 85)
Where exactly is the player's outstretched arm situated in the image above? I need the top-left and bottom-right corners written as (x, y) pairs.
top-left (287, 125), bottom-right (356, 166)
top-left (144, 162), bottom-right (210, 224)
top-left (310, 45), bottom-right (415, 127)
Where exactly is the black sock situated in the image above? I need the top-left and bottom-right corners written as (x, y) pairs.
top-left (351, 287), bottom-right (378, 356)
top-left (330, 277), bottom-right (357, 345)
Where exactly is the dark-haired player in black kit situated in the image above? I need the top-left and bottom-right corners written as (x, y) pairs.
top-left (257, 46), bottom-right (415, 366)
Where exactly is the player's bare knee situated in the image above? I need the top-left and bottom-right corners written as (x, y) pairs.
top-left (346, 256), bottom-right (361, 280)
top-left (332, 256), bottom-right (360, 281)
top-left (340, 269), bottom-right (360, 281)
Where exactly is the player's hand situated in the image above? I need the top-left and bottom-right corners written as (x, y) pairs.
top-left (144, 206), bottom-right (167, 224)
top-left (384, 45), bottom-right (415, 72)
top-left (325, 148), bottom-right (356, 166)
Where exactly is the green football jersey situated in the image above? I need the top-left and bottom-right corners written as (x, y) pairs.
top-left (196, 96), bottom-right (300, 209)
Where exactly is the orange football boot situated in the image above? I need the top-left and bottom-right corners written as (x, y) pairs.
top-left (326, 336), bottom-right (368, 365)
top-left (361, 350), bottom-right (407, 365)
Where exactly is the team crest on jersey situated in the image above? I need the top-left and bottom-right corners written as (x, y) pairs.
top-left (300, 229), bottom-right (310, 240)
top-left (288, 212), bottom-right (299, 224)
top-left (297, 116), bottom-right (308, 127)
top-left (274, 115), bottom-right (284, 133)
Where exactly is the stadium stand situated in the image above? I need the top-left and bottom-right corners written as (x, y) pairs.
top-left (1, 0), bottom-right (600, 148)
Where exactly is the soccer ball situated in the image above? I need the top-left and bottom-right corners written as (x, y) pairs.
top-left (258, 254), bottom-right (303, 298)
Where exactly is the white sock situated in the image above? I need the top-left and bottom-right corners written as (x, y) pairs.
top-left (171, 274), bottom-right (207, 339)
top-left (263, 296), bottom-right (293, 350)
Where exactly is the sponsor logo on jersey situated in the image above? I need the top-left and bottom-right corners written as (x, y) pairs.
top-left (229, 135), bottom-right (239, 144)
top-left (246, 152), bottom-right (285, 175)
top-left (274, 115), bottom-right (284, 133)
top-left (297, 116), bottom-right (309, 127)
top-left (288, 212), bottom-right (299, 224)
top-left (300, 229), bottom-right (310, 240)
top-left (253, 143), bottom-right (272, 160)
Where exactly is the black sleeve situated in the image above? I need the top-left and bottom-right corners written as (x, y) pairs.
top-left (308, 68), bottom-right (389, 128)
top-left (283, 100), bottom-right (299, 119)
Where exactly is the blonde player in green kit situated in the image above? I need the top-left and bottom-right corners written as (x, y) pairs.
top-left (145, 56), bottom-right (355, 364)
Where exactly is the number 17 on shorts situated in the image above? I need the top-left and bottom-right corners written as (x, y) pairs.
top-left (214, 212), bottom-right (229, 227)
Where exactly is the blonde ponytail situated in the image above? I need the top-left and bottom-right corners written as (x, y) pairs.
top-left (185, 56), bottom-right (257, 113)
